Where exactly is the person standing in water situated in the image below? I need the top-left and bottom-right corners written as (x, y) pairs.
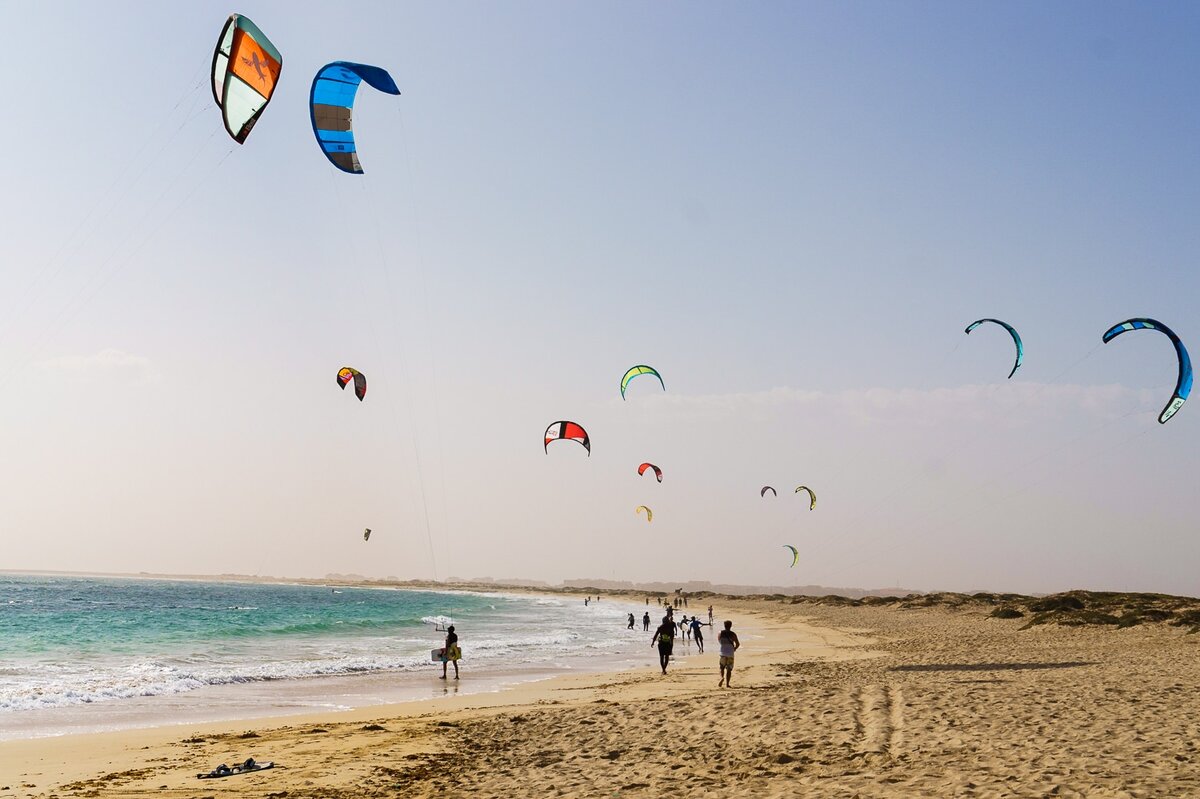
top-left (627, 612), bottom-right (635, 630)
top-left (642, 611), bottom-right (651, 631)
top-left (441, 625), bottom-right (460, 680)
top-left (651, 616), bottom-right (675, 674)
top-left (717, 621), bottom-right (740, 687)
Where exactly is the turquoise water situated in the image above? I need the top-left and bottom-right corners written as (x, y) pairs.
top-left (0, 575), bottom-right (644, 727)
top-left (0, 576), bottom-right (487, 658)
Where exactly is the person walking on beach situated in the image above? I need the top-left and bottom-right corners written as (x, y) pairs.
top-left (627, 613), bottom-right (635, 630)
top-left (441, 625), bottom-right (461, 680)
top-left (651, 616), bottom-right (675, 674)
top-left (642, 612), bottom-right (650, 631)
top-left (690, 616), bottom-right (707, 653)
top-left (717, 621), bottom-right (740, 687)
top-left (708, 605), bottom-right (714, 627)
top-left (681, 615), bottom-right (691, 641)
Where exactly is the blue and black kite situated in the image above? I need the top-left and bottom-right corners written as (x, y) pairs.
top-left (1103, 318), bottom-right (1192, 424)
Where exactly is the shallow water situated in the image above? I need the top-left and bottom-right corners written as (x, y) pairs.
top-left (0, 575), bottom-right (661, 738)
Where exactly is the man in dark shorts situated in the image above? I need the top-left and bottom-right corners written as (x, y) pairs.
top-left (651, 616), bottom-right (675, 674)
top-left (627, 613), bottom-right (635, 630)
top-left (717, 621), bottom-right (740, 687)
top-left (642, 612), bottom-right (651, 631)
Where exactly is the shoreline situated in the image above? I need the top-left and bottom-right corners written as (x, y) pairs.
top-left (0, 652), bottom-right (651, 742)
top-left (1, 598), bottom-right (859, 795)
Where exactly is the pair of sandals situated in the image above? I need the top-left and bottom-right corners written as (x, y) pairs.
top-left (197, 757), bottom-right (275, 779)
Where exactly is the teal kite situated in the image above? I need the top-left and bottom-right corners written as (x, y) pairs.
top-left (965, 318), bottom-right (1023, 379)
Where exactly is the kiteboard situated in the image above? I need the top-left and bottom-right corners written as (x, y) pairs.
top-left (431, 646), bottom-right (462, 662)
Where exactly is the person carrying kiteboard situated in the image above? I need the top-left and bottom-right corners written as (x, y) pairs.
top-left (440, 625), bottom-right (461, 680)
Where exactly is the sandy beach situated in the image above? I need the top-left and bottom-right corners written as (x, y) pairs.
top-left (5, 591), bottom-right (1199, 798)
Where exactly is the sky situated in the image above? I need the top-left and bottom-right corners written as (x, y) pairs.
top-left (1, 1), bottom-right (1197, 595)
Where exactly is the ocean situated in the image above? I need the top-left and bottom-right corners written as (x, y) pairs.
top-left (0, 575), bottom-right (662, 739)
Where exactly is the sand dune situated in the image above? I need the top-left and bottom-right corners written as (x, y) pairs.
top-left (6, 597), bottom-right (1200, 798)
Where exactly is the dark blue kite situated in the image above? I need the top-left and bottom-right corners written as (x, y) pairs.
top-left (1102, 318), bottom-right (1192, 424)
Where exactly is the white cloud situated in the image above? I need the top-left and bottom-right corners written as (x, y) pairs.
top-left (38, 348), bottom-right (156, 382)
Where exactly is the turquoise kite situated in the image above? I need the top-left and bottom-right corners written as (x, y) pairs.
top-left (1102, 318), bottom-right (1192, 424)
top-left (965, 318), bottom-right (1023, 379)
top-left (620, 365), bottom-right (664, 400)
top-left (310, 62), bottom-right (400, 174)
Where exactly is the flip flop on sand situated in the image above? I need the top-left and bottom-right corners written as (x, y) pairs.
top-left (197, 758), bottom-right (275, 779)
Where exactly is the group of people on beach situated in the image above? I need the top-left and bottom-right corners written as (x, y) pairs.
top-left (436, 596), bottom-right (738, 686)
top-left (650, 604), bottom-right (740, 686)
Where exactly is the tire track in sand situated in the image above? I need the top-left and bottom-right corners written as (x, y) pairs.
top-left (854, 683), bottom-right (904, 756)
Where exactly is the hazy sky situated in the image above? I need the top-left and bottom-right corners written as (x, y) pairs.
top-left (1, 1), bottom-right (1197, 594)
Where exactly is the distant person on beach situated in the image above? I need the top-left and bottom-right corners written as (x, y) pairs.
top-left (681, 615), bottom-right (691, 641)
top-left (652, 616), bottom-right (675, 674)
top-left (684, 596), bottom-right (688, 608)
top-left (690, 616), bottom-right (706, 653)
top-left (645, 596), bottom-right (649, 605)
top-left (717, 621), bottom-right (740, 687)
top-left (585, 597), bottom-right (589, 606)
top-left (627, 613), bottom-right (635, 629)
top-left (441, 625), bottom-right (460, 680)
top-left (708, 605), bottom-right (714, 626)
top-left (642, 612), bottom-right (650, 631)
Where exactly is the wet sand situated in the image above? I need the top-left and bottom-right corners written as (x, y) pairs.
top-left (5, 596), bottom-right (1199, 798)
